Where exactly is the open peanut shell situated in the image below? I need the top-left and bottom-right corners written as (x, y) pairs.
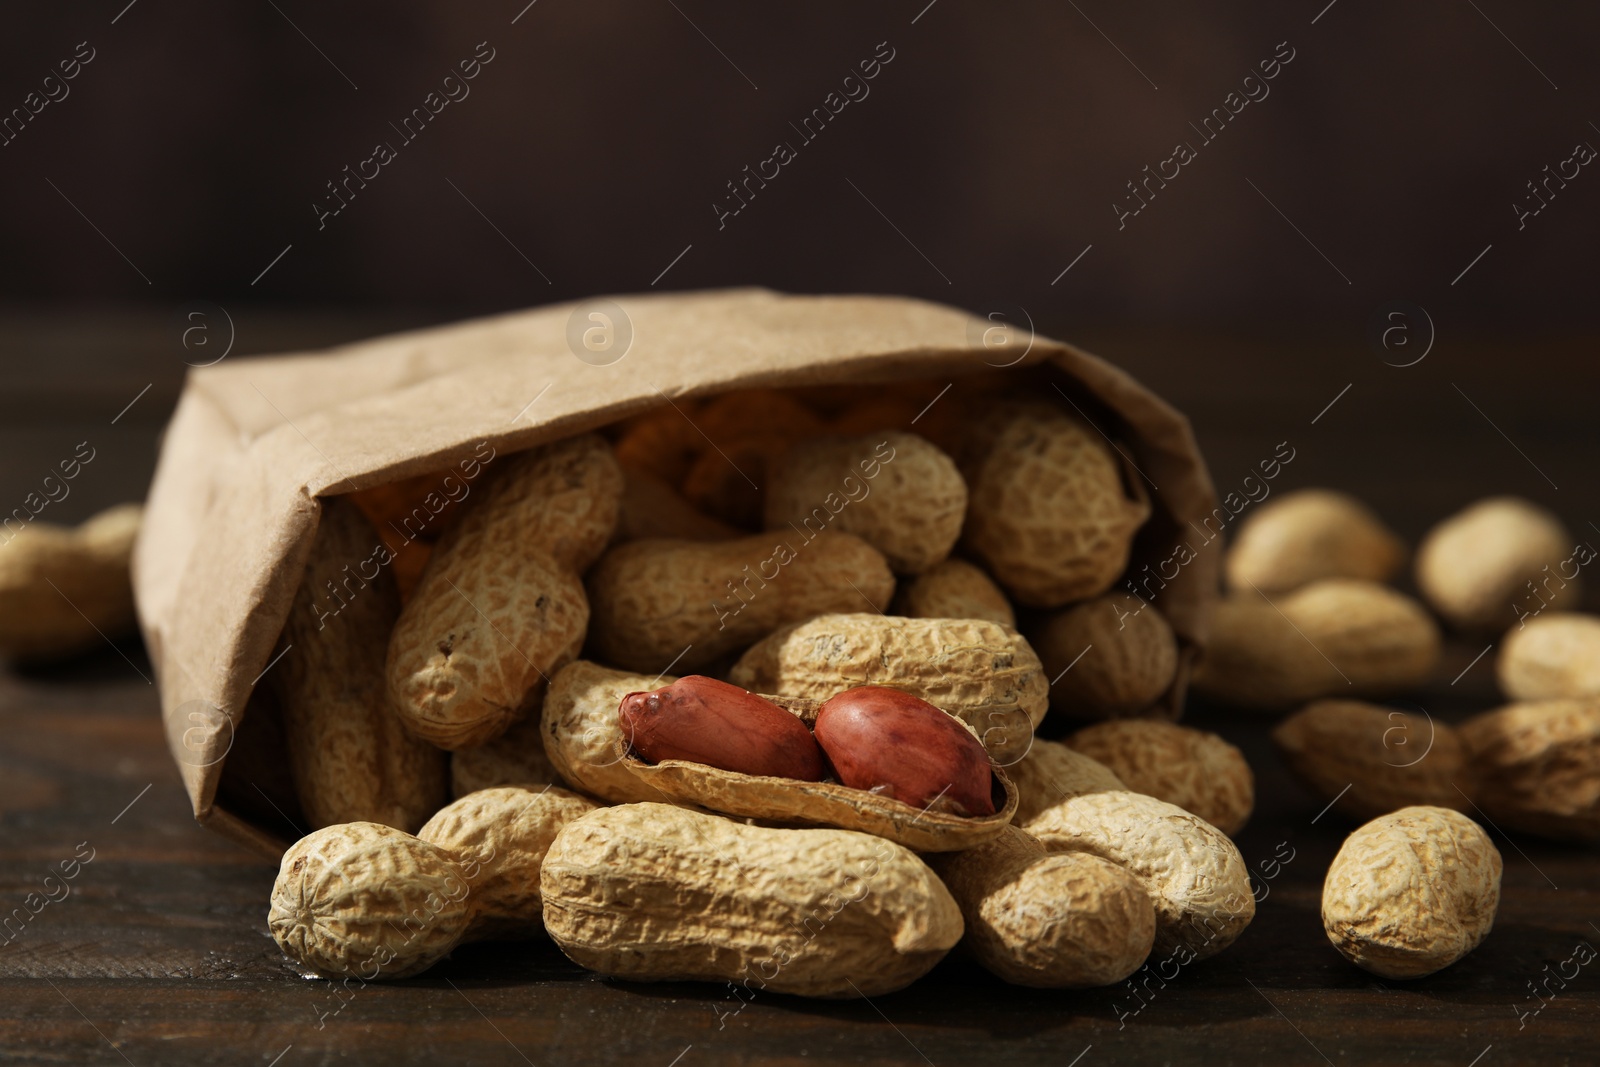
top-left (615, 695), bottom-right (1018, 851)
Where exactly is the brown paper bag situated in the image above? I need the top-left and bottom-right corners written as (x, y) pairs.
top-left (134, 288), bottom-right (1218, 859)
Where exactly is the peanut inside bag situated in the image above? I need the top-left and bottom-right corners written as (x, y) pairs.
top-left (135, 288), bottom-right (1217, 858)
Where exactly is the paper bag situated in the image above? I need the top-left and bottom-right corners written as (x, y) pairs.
top-left (133, 288), bottom-right (1218, 858)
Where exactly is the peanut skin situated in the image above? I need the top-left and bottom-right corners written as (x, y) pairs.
top-left (814, 686), bottom-right (995, 816)
top-left (619, 676), bottom-right (824, 780)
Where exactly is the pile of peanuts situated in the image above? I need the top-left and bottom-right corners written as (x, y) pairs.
top-left (187, 384), bottom-right (1588, 994)
top-left (262, 383), bottom-right (1268, 998)
top-left (1200, 489), bottom-right (1598, 977)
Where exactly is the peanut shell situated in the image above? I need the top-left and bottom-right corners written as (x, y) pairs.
top-left (1321, 806), bottom-right (1501, 978)
top-left (958, 400), bottom-right (1150, 608)
top-left (1458, 699), bottom-right (1600, 841)
top-left (450, 712), bottom-right (564, 799)
top-left (1225, 489), bottom-right (1405, 594)
top-left (586, 534), bottom-right (895, 673)
top-left (269, 822), bottom-right (471, 980)
top-left (275, 497), bottom-right (447, 832)
top-left (727, 613), bottom-right (1048, 765)
top-left (541, 803), bottom-right (964, 998)
top-left (928, 825), bottom-right (1155, 988)
top-left (387, 435), bottom-right (621, 749)
top-left (618, 694), bottom-right (1018, 852)
top-left (1416, 496), bottom-right (1579, 632)
top-left (890, 558), bottom-right (1016, 628)
top-left (764, 432), bottom-right (967, 575)
top-left (0, 503), bottom-right (141, 660)
top-left (541, 660), bottom-right (680, 804)
top-left (1192, 580), bottom-right (1439, 710)
top-left (1272, 700), bottom-right (1472, 821)
top-left (1497, 612), bottom-right (1600, 701)
top-left (1068, 720), bottom-right (1253, 836)
top-left (1033, 593), bottom-right (1178, 720)
top-left (1007, 738), bottom-right (1127, 826)
top-left (1025, 790), bottom-right (1254, 960)
top-left (417, 784), bottom-right (599, 939)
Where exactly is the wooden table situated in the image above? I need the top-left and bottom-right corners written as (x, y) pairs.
top-left (2, 312), bottom-right (1596, 1065)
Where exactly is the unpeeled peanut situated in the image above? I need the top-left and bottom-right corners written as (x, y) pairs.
top-left (1033, 593), bottom-right (1178, 719)
top-left (0, 502), bottom-right (141, 660)
top-left (1322, 806), bottom-right (1501, 978)
top-left (541, 803), bottom-right (964, 998)
top-left (619, 675), bottom-right (824, 780)
top-left (1225, 488), bottom-right (1405, 594)
top-left (1026, 790), bottom-right (1254, 960)
top-left (1068, 720), bottom-right (1253, 836)
top-left (1459, 699), bottom-right (1600, 841)
top-left (957, 399), bottom-right (1150, 608)
top-left (1416, 496), bottom-right (1580, 632)
top-left (728, 613), bottom-right (1048, 765)
top-left (275, 497), bottom-right (446, 832)
top-left (927, 825), bottom-right (1155, 988)
top-left (1272, 700), bottom-right (1473, 821)
top-left (387, 435), bottom-right (621, 749)
top-left (585, 533), bottom-right (894, 673)
top-left (1007, 738), bottom-right (1127, 826)
top-left (1192, 579), bottom-right (1440, 710)
top-left (1497, 612), bottom-right (1600, 701)
top-left (269, 787), bottom-right (597, 978)
top-left (814, 686), bottom-right (994, 816)
top-left (764, 432), bottom-right (967, 574)
top-left (890, 558), bottom-right (1016, 628)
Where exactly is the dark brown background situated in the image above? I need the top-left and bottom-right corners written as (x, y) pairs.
top-left (2, 1), bottom-right (1598, 1064)
top-left (1, 1), bottom-right (1596, 324)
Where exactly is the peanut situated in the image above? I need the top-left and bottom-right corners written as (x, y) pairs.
top-left (1192, 579), bottom-right (1440, 710)
top-left (387, 435), bottom-right (621, 749)
top-left (542, 660), bottom-right (680, 804)
top-left (269, 822), bottom-right (471, 980)
top-left (890, 558), bottom-right (1016, 628)
top-left (957, 399), bottom-right (1150, 608)
top-left (1272, 700), bottom-right (1472, 821)
top-left (1416, 496), bottom-right (1579, 632)
top-left (728, 613), bottom-right (1049, 765)
top-left (450, 713), bottom-right (562, 799)
top-left (1068, 720), bottom-right (1253, 836)
top-left (1032, 593), bottom-right (1178, 720)
top-left (1321, 806), bottom-right (1501, 978)
top-left (1225, 488), bottom-right (1405, 594)
top-left (585, 533), bottom-right (894, 673)
top-left (1496, 612), bottom-right (1600, 701)
top-left (540, 803), bottom-right (963, 998)
top-left (814, 685), bottom-right (995, 816)
top-left (620, 675), bottom-right (824, 780)
top-left (270, 787), bottom-right (598, 977)
top-left (1459, 699), bottom-right (1600, 841)
top-left (764, 432), bottom-right (967, 574)
top-left (0, 503), bottom-right (141, 660)
top-left (417, 785), bottom-right (599, 939)
top-left (275, 497), bottom-right (447, 832)
top-left (1007, 738), bottom-right (1128, 826)
top-left (927, 825), bottom-right (1155, 988)
top-left (1025, 790), bottom-right (1254, 960)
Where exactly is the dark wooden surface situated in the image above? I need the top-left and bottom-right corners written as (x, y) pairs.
top-left (2, 311), bottom-right (1597, 1066)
